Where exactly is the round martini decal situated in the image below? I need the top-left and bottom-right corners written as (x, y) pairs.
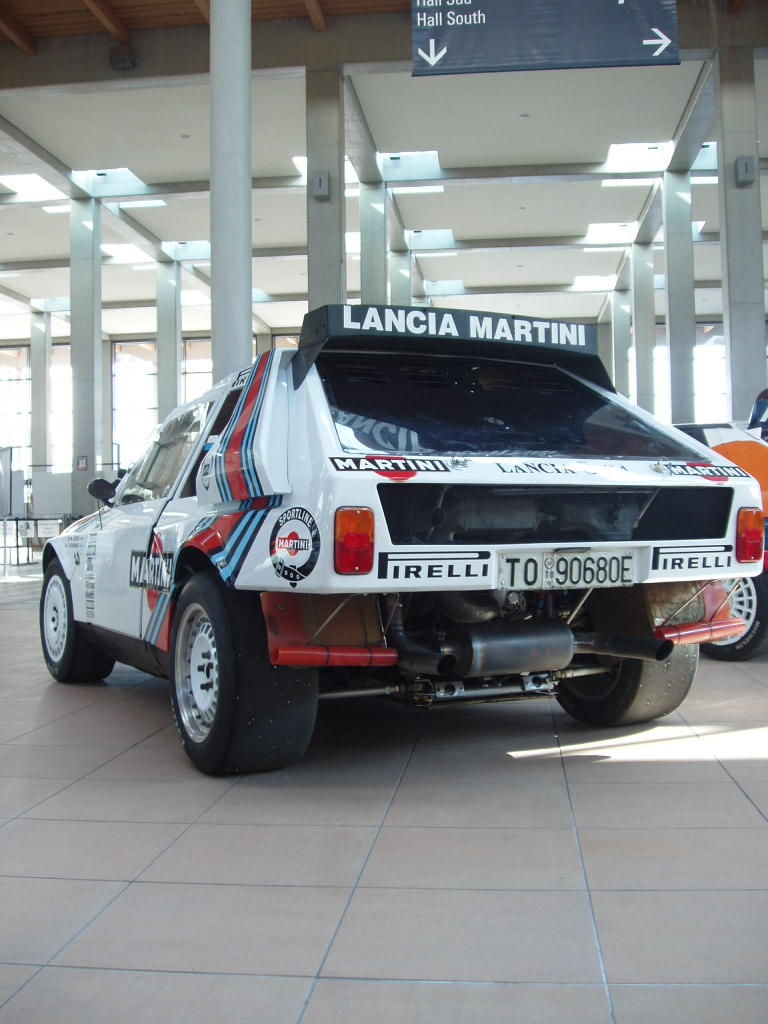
top-left (270, 507), bottom-right (320, 587)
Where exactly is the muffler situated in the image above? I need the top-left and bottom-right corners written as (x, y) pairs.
top-left (387, 609), bottom-right (674, 678)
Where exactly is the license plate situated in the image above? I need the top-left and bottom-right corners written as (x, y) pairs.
top-left (503, 550), bottom-right (635, 590)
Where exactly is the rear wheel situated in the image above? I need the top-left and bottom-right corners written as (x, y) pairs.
top-left (556, 645), bottom-right (698, 726)
top-left (39, 560), bottom-right (115, 683)
top-left (170, 574), bottom-right (318, 774)
top-left (702, 573), bottom-right (768, 662)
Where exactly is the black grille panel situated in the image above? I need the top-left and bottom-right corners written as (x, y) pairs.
top-left (378, 484), bottom-right (733, 546)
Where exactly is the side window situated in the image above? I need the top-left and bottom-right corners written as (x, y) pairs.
top-left (117, 401), bottom-right (211, 504)
top-left (178, 387), bottom-right (244, 498)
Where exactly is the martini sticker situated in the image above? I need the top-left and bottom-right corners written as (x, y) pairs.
top-left (270, 507), bottom-right (320, 587)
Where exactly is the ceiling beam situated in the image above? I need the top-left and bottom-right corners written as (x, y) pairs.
top-left (81, 0), bottom-right (130, 46)
top-left (0, 113), bottom-right (89, 199)
top-left (193, 0), bottom-right (211, 22)
top-left (0, 6), bottom-right (36, 55)
top-left (303, 0), bottom-right (326, 33)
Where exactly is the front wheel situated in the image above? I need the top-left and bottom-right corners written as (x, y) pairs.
top-left (556, 645), bottom-right (698, 727)
top-left (702, 573), bottom-right (768, 662)
top-left (39, 560), bottom-right (115, 683)
top-left (169, 574), bottom-right (318, 774)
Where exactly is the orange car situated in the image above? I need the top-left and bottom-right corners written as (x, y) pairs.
top-left (677, 421), bottom-right (768, 660)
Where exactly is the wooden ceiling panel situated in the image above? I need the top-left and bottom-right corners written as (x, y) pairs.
top-left (0, 0), bottom-right (409, 52)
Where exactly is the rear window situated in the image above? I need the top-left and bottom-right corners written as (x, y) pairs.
top-left (316, 352), bottom-right (700, 460)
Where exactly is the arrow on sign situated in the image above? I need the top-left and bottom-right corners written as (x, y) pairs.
top-left (418, 38), bottom-right (447, 67)
top-left (643, 27), bottom-right (671, 57)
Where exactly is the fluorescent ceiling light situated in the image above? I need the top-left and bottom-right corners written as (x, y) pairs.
top-left (604, 142), bottom-right (673, 173)
top-left (0, 174), bottom-right (67, 202)
top-left (572, 274), bottom-right (618, 291)
top-left (692, 176), bottom-right (718, 186)
top-left (42, 204), bottom-right (70, 214)
top-left (602, 178), bottom-right (657, 188)
top-left (101, 243), bottom-right (154, 264)
top-left (391, 185), bottom-right (445, 195)
top-left (292, 156), bottom-right (308, 175)
top-left (119, 199), bottom-right (167, 209)
top-left (584, 222), bottom-right (638, 245)
top-left (181, 290), bottom-right (211, 306)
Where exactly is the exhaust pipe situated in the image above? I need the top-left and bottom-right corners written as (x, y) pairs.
top-left (387, 607), bottom-right (674, 678)
top-left (574, 632), bottom-right (674, 663)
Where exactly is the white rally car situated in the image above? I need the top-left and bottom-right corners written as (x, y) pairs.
top-left (39, 304), bottom-right (764, 774)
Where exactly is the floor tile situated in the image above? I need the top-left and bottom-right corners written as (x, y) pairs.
top-left (302, 979), bottom-right (613, 1023)
top-left (0, 966), bottom-right (38, 1007)
top-left (580, 826), bottom-right (768, 889)
top-left (0, 876), bottom-right (124, 964)
top-left (200, 777), bottom-right (397, 826)
top-left (610, 984), bottom-right (768, 1023)
top-left (593, 891), bottom-right (768, 983)
top-left (322, 888), bottom-right (603, 983)
top-left (141, 823), bottom-right (377, 886)
top-left (0, 819), bottom-right (186, 880)
top-left (53, 882), bottom-right (350, 976)
top-left (0, 777), bottom-right (74, 819)
top-left (360, 826), bottom-right (584, 890)
top-left (385, 781), bottom-right (573, 828)
top-left (22, 776), bottom-right (236, 824)
top-left (0, 967), bottom-right (310, 1024)
top-left (568, 781), bottom-right (765, 828)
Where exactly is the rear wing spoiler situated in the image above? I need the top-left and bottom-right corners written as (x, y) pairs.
top-left (293, 303), bottom-right (613, 391)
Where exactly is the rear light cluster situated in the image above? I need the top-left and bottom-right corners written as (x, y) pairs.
top-left (334, 507), bottom-right (375, 574)
top-left (736, 508), bottom-right (764, 563)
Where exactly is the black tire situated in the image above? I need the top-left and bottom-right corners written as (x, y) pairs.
top-left (39, 560), bottom-right (115, 683)
top-left (556, 644), bottom-right (698, 727)
top-left (169, 573), bottom-right (318, 774)
top-left (702, 573), bottom-right (768, 662)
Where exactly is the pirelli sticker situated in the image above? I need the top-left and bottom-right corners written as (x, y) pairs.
top-left (378, 549), bottom-right (491, 582)
top-left (652, 544), bottom-right (733, 572)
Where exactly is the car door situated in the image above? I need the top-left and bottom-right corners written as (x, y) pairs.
top-left (86, 401), bottom-right (211, 639)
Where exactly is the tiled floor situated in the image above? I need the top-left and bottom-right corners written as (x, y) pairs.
top-left (2, 563), bottom-right (768, 1022)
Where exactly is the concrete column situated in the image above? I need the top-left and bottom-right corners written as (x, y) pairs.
top-left (156, 260), bottom-right (182, 420)
top-left (631, 242), bottom-right (656, 413)
top-left (306, 68), bottom-right (346, 310)
top-left (714, 47), bottom-right (766, 421)
top-left (388, 251), bottom-right (412, 306)
top-left (360, 182), bottom-right (387, 304)
top-left (69, 197), bottom-right (102, 515)
top-left (597, 316), bottom-right (614, 386)
top-left (663, 170), bottom-right (697, 423)
top-left (210, 0), bottom-right (253, 381)
top-left (611, 289), bottom-right (632, 398)
top-left (30, 311), bottom-right (52, 471)
top-left (254, 319), bottom-right (271, 355)
top-left (102, 337), bottom-right (112, 474)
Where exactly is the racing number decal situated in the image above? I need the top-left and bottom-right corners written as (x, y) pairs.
top-left (270, 507), bottom-right (320, 587)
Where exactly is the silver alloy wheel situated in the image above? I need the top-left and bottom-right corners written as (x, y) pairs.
top-left (174, 601), bottom-right (219, 742)
top-left (714, 577), bottom-right (757, 646)
top-left (43, 574), bottom-right (68, 663)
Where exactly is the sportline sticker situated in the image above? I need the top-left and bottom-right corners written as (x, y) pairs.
top-left (377, 549), bottom-right (491, 582)
top-left (270, 507), bottom-right (320, 587)
top-left (330, 455), bottom-right (449, 478)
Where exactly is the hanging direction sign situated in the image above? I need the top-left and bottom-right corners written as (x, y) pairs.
top-left (412, 0), bottom-right (680, 77)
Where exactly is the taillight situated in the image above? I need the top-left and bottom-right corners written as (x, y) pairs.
top-left (334, 507), bottom-right (375, 574)
top-left (736, 508), bottom-right (764, 563)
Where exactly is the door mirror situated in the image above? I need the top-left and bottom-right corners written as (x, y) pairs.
top-left (88, 478), bottom-right (117, 506)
